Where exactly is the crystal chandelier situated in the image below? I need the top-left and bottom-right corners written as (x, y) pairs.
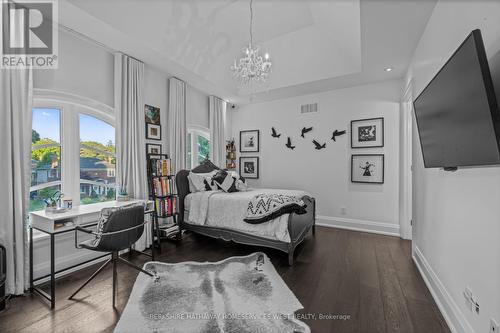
top-left (231, 0), bottom-right (272, 89)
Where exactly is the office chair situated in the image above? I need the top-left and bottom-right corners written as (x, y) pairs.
top-left (69, 204), bottom-right (153, 308)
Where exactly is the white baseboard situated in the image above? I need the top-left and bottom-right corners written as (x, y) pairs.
top-left (412, 246), bottom-right (473, 333)
top-left (316, 215), bottom-right (400, 237)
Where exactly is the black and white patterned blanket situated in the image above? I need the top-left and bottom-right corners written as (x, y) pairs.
top-left (244, 193), bottom-right (307, 224)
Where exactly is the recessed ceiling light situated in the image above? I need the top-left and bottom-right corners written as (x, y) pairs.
top-left (385, 67), bottom-right (393, 72)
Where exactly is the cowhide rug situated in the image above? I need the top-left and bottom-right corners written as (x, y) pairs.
top-left (114, 252), bottom-right (310, 333)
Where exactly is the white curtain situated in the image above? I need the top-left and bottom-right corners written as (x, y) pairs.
top-left (114, 53), bottom-right (150, 251)
top-left (0, 0), bottom-right (33, 295)
top-left (209, 96), bottom-right (227, 168)
top-left (168, 77), bottom-right (186, 173)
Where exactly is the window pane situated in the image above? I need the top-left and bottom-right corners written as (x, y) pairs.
top-left (186, 133), bottom-right (192, 169)
top-left (29, 184), bottom-right (61, 212)
top-left (31, 146), bottom-right (61, 187)
top-left (197, 135), bottom-right (210, 165)
top-left (32, 108), bottom-right (60, 144)
top-left (79, 114), bottom-right (116, 205)
top-left (31, 108), bottom-right (61, 188)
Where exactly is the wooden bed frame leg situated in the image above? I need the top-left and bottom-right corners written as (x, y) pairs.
top-left (312, 224), bottom-right (316, 236)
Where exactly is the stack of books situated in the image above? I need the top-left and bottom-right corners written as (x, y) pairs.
top-left (159, 221), bottom-right (180, 238)
top-left (152, 177), bottom-right (174, 196)
top-left (150, 158), bottom-right (171, 176)
top-left (154, 197), bottom-right (177, 217)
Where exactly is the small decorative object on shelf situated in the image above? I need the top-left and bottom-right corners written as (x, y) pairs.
top-left (147, 153), bottom-right (180, 246)
top-left (226, 139), bottom-right (236, 169)
top-left (44, 191), bottom-right (68, 214)
top-left (116, 187), bottom-right (130, 202)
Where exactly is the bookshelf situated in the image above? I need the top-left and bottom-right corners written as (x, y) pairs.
top-left (146, 154), bottom-right (180, 249)
top-left (226, 139), bottom-right (236, 169)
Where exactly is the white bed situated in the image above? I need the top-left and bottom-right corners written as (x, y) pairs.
top-left (184, 189), bottom-right (309, 243)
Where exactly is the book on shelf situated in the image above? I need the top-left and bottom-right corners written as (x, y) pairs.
top-left (149, 158), bottom-right (172, 176)
top-left (152, 177), bottom-right (174, 197)
top-left (154, 197), bottom-right (178, 216)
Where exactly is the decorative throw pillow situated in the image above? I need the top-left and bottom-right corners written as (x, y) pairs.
top-left (187, 171), bottom-right (217, 192)
top-left (212, 170), bottom-right (237, 193)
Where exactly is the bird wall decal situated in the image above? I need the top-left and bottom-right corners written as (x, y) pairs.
top-left (271, 127), bottom-right (281, 138)
top-left (300, 127), bottom-right (313, 138)
top-left (331, 129), bottom-right (346, 141)
top-left (285, 137), bottom-right (296, 150)
top-left (312, 139), bottom-right (326, 150)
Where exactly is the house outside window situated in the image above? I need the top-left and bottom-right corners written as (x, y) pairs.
top-left (186, 126), bottom-right (210, 169)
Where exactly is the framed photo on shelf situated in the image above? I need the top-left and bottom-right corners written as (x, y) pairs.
top-left (351, 117), bottom-right (384, 148)
top-left (240, 130), bottom-right (260, 152)
top-left (239, 156), bottom-right (259, 179)
top-left (146, 143), bottom-right (162, 155)
top-left (351, 154), bottom-right (384, 184)
top-left (146, 123), bottom-right (161, 140)
top-left (145, 104), bottom-right (160, 125)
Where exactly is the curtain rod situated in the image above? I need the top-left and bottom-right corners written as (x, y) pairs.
top-left (58, 24), bottom-right (144, 64)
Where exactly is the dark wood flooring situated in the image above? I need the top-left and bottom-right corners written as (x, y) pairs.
top-left (0, 227), bottom-right (450, 333)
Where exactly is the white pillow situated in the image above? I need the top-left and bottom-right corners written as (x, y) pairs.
top-left (187, 171), bottom-right (217, 192)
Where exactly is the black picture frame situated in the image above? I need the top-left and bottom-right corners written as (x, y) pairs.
top-left (146, 123), bottom-right (161, 141)
top-left (146, 143), bottom-right (162, 155)
top-left (239, 156), bottom-right (259, 179)
top-left (351, 117), bottom-right (384, 148)
top-left (351, 154), bottom-right (385, 184)
top-left (239, 130), bottom-right (260, 152)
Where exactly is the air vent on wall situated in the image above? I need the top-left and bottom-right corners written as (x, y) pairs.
top-left (301, 103), bottom-right (318, 114)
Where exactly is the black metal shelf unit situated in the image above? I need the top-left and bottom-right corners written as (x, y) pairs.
top-left (146, 154), bottom-right (180, 249)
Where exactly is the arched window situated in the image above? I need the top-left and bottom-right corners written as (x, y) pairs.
top-left (30, 93), bottom-right (115, 211)
top-left (186, 126), bottom-right (210, 169)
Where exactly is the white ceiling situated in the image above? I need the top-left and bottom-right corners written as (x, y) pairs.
top-left (60, 0), bottom-right (437, 104)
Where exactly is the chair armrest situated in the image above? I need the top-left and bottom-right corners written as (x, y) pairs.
top-left (74, 226), bottom-right (97, 249)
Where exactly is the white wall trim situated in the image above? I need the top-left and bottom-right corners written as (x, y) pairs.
top-left (316, 215), bottom-right (400, 237)
top-left (412, 246), bottom-right (474, 333)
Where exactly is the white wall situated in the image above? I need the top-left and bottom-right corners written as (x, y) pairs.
top-left (231, 80), bottom-right (401, 235)
top-left (406, 2), bottom-right (500, 333)
top-left (34, 29), bottom-right (114, 106)
top-left (187, 85), bottom-right (209, 129)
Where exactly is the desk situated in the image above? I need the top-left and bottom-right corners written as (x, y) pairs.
top-left (29, 200), bottom-right (154, 309)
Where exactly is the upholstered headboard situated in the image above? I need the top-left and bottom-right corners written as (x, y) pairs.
top-left (175, 160), bottom-right (220, 224)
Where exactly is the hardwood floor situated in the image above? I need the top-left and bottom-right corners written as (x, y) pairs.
top-left (0, 227), bottom-right (450, 333)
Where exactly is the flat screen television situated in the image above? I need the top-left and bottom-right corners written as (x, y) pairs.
top-left (413, 29), bottom-right (500, 169)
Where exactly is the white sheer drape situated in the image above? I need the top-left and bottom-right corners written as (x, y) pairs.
top-left (0, 1), bottom-right (33, 295)
top-left (209, 96), bottom-right (227, 168)
top-left (168, 77), bottom-right (186, 173)
top-left (114, 53), bottom-right (150, 251)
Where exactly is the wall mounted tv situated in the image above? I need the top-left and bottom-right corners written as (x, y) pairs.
top-left (413, 29), bottom-right (500, 170)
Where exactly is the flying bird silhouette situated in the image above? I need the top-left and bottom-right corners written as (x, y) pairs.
top-left (313, 139), bottom-right (326, 150)
top-left (300, 127), bottom-right (313, 138)
top-left (285, 137), bottom-right (296, 150)
top-left (271, 127), bottom-right (281, 138)
top-left (331, 129), bottom-right (346, 141)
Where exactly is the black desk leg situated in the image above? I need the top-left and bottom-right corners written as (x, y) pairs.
top-left (50, 234), bottom-right (55, 309)
top-left (29, 227), bottom-right (33, 293)
top-left (150, 216), bottom-right (155, 261)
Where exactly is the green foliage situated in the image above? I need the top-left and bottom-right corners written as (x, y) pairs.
top-left (197, 136), bottom-right (210, 164)
top-left (32, 130), bottom-right (40, 143)
top-left (80, 141), bottom-right (116, 163)
top-left (31, 138), bottom-right (60, 162)
top-left (106, 188), bottom-right (115, 200)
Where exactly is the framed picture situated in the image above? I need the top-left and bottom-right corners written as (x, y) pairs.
top-left (146, 143), bottom-right (162, 155)
top-left (240, 130), bottom-right (260, 152)
top-left (146, 123), bottom-right (161, 140)
top-left (351, 154), bottom-right (384, 184)
top-left (239, 156), bottom-right (259, 179)
top-left (145, 104), bottom-right (160, 125)
top-left (351, 117), bottom-right (384, 148)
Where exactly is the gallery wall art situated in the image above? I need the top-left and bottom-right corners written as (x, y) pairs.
top-left (351, 154), bottom-right (384, 184)
top-left (351, 117), bottom-right (384, 148)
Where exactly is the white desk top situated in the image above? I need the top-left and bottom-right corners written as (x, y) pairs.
top-left (30, 199), bottom-right (151, 221)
